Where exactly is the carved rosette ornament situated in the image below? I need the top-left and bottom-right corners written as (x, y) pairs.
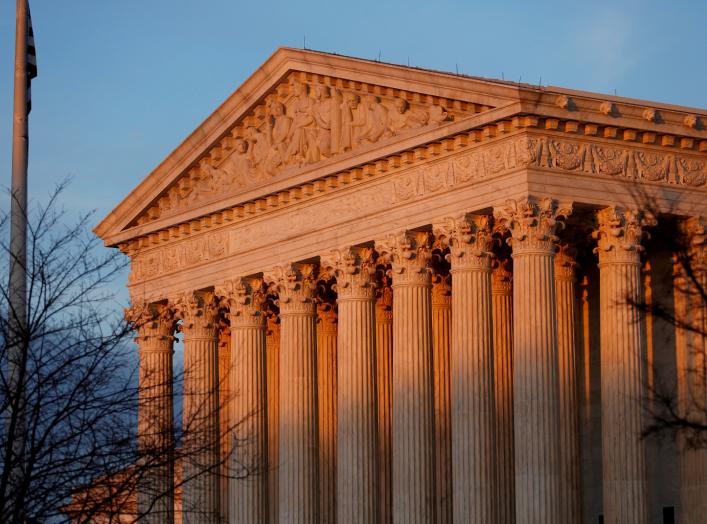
top-left (375, 230), bottom-right (433, 287)
top-left (593, 207), bottom-right (655, 266)
top-left (216, 277), bottom-right (267, 328)
top-left (434, 214), bottom-right (495, 271)
top-left (321, 247), bottom-right (377, 300)
top-left (494, 197), bottom-right (572, 254)
top-left (264, 263), bottom-right (319, 316)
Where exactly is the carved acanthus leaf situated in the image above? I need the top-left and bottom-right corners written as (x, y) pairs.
top-left (491, 258), bottom-right (513, 294)
top-left (554, 243), bottom-right (578, 281)
top-left (433, 214), bottom-right (494, 270)
top-left (215, 277), bottom-right (267, 327)
top-left (124, 301), bottom-right (175, 343)
top-left (263, 263), bottom-right (318, 314)
top-left (592, 207), bottom-right (655, 264)
top-left (320, 246), bottom-right (377, 299)
top-left (683, 216), bottom-right (706, 273)
top-left (493, 197), bottom-right (572, 254)
top-left (375, 230), bottom-right (433, 286)
top-left (171, 291), bottom-right (220, 338)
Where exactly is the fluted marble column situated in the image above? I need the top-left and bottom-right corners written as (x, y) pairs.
top-left (430, 269), bottom-right (452, 524)
top-left (264, 263), bottom-right (319, 523)
top-left (217, 278), bottom-right (268, 523)
top-left (676, 217), bottom-right (707, 524)
top-left (266, 311), bottom-right (280, 524)
top-left (173, 291), bottom-right (221, 524)
top-left (434, 214), bottom-right (497, 523)
top-left (593, 207), bottom-right (652, 524)
top-left (376, 230), bottom-right (435, 524)
top-left (492, 258), bottom-right (514, 523)
top-left (375, 274), bottom-right (393, 524)
top-left (126, 302), bottom-right (175, 524)
top-left (316, 299), bottom-right (337, 524)
top-left (494, 197), bottom-right (572, 524)
top-left (217, 325), bottom-right (231, 523)
top-left (322, 247), bottom-right (379, 523)
top-left (555, 244), bottom-right (581, 523)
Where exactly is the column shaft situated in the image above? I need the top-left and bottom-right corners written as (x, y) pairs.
top-left (323, 247), bottom-right (379, 524)
top-left (265, 264), bottom-right (319, 524)
top-left (317, 302), bottom-right (337, 524)
top-left (594, 207), bottom-right (651, 524)
top-left (375, 280), bottom-right (393, 523)
top-left (217, 327), bottom-right (231, 524)
top-left (555, 246), bottom-right (581, 523)
top-left (175, 292), bottom-right (221, 524)
top-left (494, 197), bottom-right (571, 524)
top-left (435, 215), bottom-right (497, 523)
top-left (431, 274), bottom-right (452, 524)
top-left (127, 303), bottom-right (175, 524)
top-left (377, 231), bottom-right (435, 524)
top-left (492, 261), bottom-right (514, 523)
top-left (676, 217), bottom-right (707, 524)
top-left (218, 278), bottom-right (268, 523)
top-left (266, 313), bottom-right (280, 524)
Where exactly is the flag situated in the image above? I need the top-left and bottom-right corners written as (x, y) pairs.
top-left (26, 3), bottom-right (37, 114)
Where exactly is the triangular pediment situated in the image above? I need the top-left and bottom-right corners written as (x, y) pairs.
top-left (95, 48), bottom-right (528, 245)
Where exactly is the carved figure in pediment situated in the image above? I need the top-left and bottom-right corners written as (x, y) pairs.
top-left (387, 98), bottom-right (429, 135)
top-left (286, 80), bottom-right (316, 164)
top-left (340, 92), bottom-right (364, 152)
top-left (245, 125), bottom-right (273, 179)
top-left (218, 138), bottom-right (252, 186)
top-left (428, 105), bottom-right (450, 125)
top-left (357, 95), bottom-right (389, 145)
top-left (310, 85), bottom-right (332, 159)
top-left (264, 100), bottom-right (291, 172)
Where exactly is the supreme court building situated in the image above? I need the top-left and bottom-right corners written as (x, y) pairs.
top-left (96, 49), bottom-right (707, 523)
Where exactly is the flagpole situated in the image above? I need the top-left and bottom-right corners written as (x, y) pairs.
top-left (10, 1), bottom-right (28, 318)
top-left (7, 0), bottom-right (29, 512)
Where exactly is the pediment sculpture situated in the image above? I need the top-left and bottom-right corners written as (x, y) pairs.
top-left (138, 74), bottom-right (475, 225)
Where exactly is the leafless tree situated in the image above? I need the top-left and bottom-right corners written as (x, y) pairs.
top-left (0, 183), bottom-right (257, 523)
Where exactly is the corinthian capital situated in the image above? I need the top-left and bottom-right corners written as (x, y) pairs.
top-left (554, 243), bottom-right (578, 281)
top-left (593, 207), bottom-right (655, 265)
top-left (375, 230), bottom-right (433, 286)
top-left (683, 216), bottom-right (706, 273)
top-left (433, 214), bottom-right (494, 270)
top-left (493, 197), bottom-right (572, 254)
top-left (263, 263), bottom-right (318, 315)
top-left (171, 291), bottom-right (220, 339)
top-left (321, 247), bottom-right (377, 299)
top-left (216, 277), bottom-right (267, 328)
top-left (125, 301), bottom-right (175, 345)
top-left (492, 258), bottom-right (513, 295)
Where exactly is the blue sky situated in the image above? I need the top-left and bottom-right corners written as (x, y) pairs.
top-left (0, 0), bottom-right (705, 222)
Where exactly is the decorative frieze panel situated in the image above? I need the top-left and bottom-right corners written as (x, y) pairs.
top-left (127, 129), bottom-right (707, 286)
top-left (136, 72), bottom-right (477, 226)
top-left (392, 135), bottom-right (707, 203)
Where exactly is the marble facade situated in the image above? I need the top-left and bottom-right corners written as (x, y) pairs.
top-left (99, 48), bottom-right (707, 523)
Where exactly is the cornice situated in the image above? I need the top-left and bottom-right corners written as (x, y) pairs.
top-left (96, 47), bottom-right (706, 247)
top-left (116, 109), bottom-right (707, 259)
top-left (95, 48), bottom-right (520, 241)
